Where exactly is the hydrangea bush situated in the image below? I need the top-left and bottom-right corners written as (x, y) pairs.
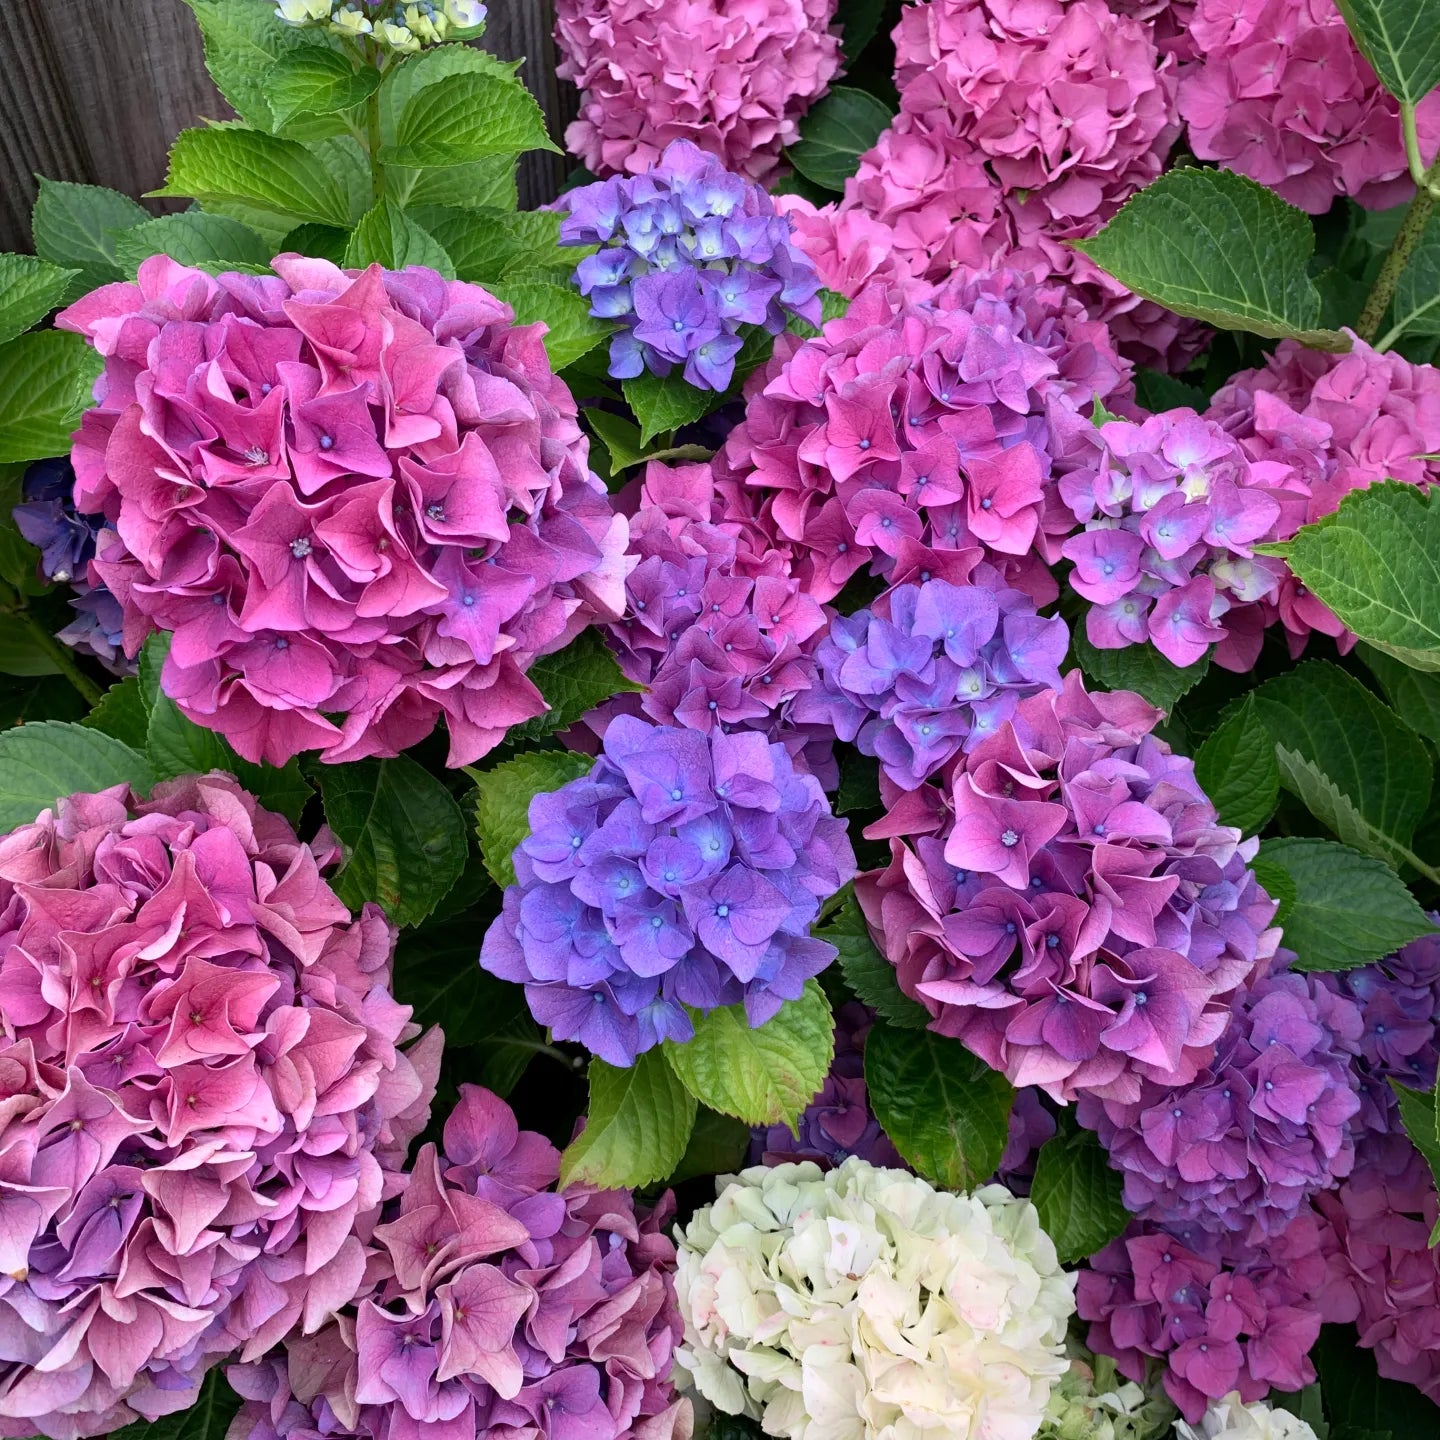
top-left (3, 0), bottom-right (1440, 1437)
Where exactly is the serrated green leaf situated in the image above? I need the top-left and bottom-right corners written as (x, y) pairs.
top-left (1258, 837), bottom-right (1435, 971)
top-left (268, 47), bottom-right (381, 127)
top-left (664, 982), bottom-right (834, 1129)
top-left (154, 126), bottom-right (352, 228)
top-left (402, 155), bottom-right (519, 212)
top-left (787, 87), bottom-right (894, 192)
top-left (0, 331), bottom-right (103, 465)
top-left (82, 677), bottom-right (150, 749)
top-left (489, 278), bottom-right (611, 370)
top-left (505, 630), bottom-right (641, 745)
top-left (382, 71), bottom-right (556, 167)
top-left (343, 199), bottom-right (455, 276)
top-left (113, 213), bottom-right (272, 273)
top-left (865, 1021), bottom-right (1015, 1190)
top-left (0, 255), bottom-right (79, 346)
top-left (1194, 696), bottom-right (1280, 834)
top-left (1334, 0), bottom-right (1440, 105)
top-left (279, 222), bottom-right (351, 265)
top-left (1361, 644), bottom-right (1440, 744)
top-left (623, 370), bottom-right (722, 446)
top-left (1076, 168), bottom-right (1350, 350)
top-left (818, 888), bottom-right (931, 1029)
top-left (668, 1106), bottom-right (752, 1184)
top-left (837, 0), bottom-right (887, 62)
top-left (1389, 1080), bottom-right (1440, 1244)
top-left (392, 915), bottom-right (531, 1048)
top-left (471, 749), bottom-right (596, 887)
top-left (317, 753), bottom-right (467, 926)
top-left (1132, 368), bottom-right (1209, 412)
top-left (421, 206), bottom-right (567, 283)
top-left (560, 1050), bottom-right (697, 1188)
top-left (1270, 482), bottom-right (1440, 671)
top-left (1250, 851), bottom-right (1299, 919)
top-left (106, 1368), bottom-right (241, 1440)
top-left (0, 721), bottom-right (153, 829)
top-left (378, 43), bottom-right (522, 136)
top-left (31, 179), bottom-right (150, 291)
top-left (1070, 629), bottom-right (1209, 712)
top-left (584, 409), bottom-right (646, 473)
top-left (1030, 1117), bottom-right (1129, 1265)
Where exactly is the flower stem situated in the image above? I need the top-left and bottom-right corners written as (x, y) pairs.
top-left (1356, 151), bottom-right (1440, 345)
top-left (366, 83), bottom-right (386, 207)
top-left (20, 611), bottom-right (102, 706)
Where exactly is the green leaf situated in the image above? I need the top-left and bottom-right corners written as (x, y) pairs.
top-left (865, 1022), bottom-right (1015, 1190)
top-left (787, 87), bottom-right (893, 192)
top-left (1334, 0), bottom-right (1440, 105)
top-left (31, 179), bottom-right (150, 290)
top-left (1030, 1117), bottom-right (1129, 1265)
top-left (664, 982), bottom-right (834, 1129)
top-left (837, 0), bottom-right (887, 62)
top-left (378, 43), bottom-right (522, 135)
top-left (317, 754), bottom-right (467, 926)
top-left (1070, 629), bottom-right (1209, 712)
top-left (1249, 660), bottom-right (1433, 868)
top-left (1361, 644), bottom-right (1440, 744)
top-left (1270, 482), bottom-right (1440, 672)
top-left (279, 222), bottom-right (351, 265)
top-left (0, 331), bottom-right (103, 465)
top-left (382, 71), bottom-right (556, 167)
top-left (1194, 696), bottom-right (1280, 834)
top-left (402, 155), bottom-right (518, 212)
top-left (818, 888), bottom-right (931, 1029)
top-left (0, 255), bottom-right (79, 345)
top-left (1314, 1324), bottom-right (1440, 1435)
top-left (82, 677), bottom-right (150, 749)
top-left (1383, 210), bottom-right (1440, 345)
top-left (343, 199), bottom-right (455, 276)
top-left (489, 276), bottom-right (612, 371)
top-left (0, 674), bottom-right (86, 728)
top-left (1389, 1080), bottom-right (1440, 1244)
top-left (392, 915), bottom-right (530, 1045)
top-left (1257, 837), bottom-right (1436, 971)
top-left (1132, 368), bottom-right (1209, 413)
top-left (584, 409), bottom-right (646, 472)
top-left (112, 213), bottom-right (272, 272)
top-left (0, 621), bottom-right (59, 678)
top-left (107, 1368), bottom-right (241, 1440)
top-left (471, 749), bottom-right (595, 888)
top-left (623, 370), bottom-right (721, 447)
top-left (1075, 168), bottom-right (1351, 350)
top-left (268, 48), bottom-right (381, 128)
top-left (559, 1050), bottom-right (697, 1189)
top-left (154, 126), bottom-right (353, 228)
top-left (505, 630), bottom-right (641, 744)
top-left (422, 206), bottom-right (567, 284)
top-left (668, 1106), bottom-right (752, 1184)
top-left (0, 721), bottom-right (153, 830)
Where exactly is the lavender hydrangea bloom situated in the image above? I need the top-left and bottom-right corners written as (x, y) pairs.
top-left (480, 715), bottom-right (856, 1066)
top-left (1078, 965), bottom-right (1363, 1242)
top-left (561, 139), bottom-right (821, 390)
top-left (793, 569), bottom-right (1068, 790)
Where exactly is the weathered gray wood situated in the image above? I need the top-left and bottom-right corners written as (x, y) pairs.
top-left (485, 0), bottom-right (570, 208)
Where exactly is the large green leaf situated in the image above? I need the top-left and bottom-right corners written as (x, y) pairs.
top-left (505, 629), bottom-right (641, 745)
top-left (1270, 483), bottom-right (1440, 672)
top-left (382, 71), bottom-right (556, 167)
top-left (559, 1051), bottom-right (697, 1189)
top-left (668, 1106), bottom-right (752, 1184)
top-left (490, 275), bottom-right (612, 371)
top-left (1030, 1118), bottom-right (1129, 1265)
top-left (268, 47), bottom-right (381, 128)
top-left (817, 888), bottom-right (930, 1029)
top-left (0, 621), bottom-right (59, 678)
top-left (865, 1022), bottom-right (1015, 1190)
top-left (0, 255), bottom-right (79, 346)
top-left (1194, 696), bottom-right (1281, 835)
top-left (31, 179), bottom-right (150, 290)
top-left (392, 915), bottom-right (530, 1045)
top-left (1070, 630), bottom-right (1209, 712)
top-left (1334, 0), bottom-right (1440, 105)
top-left (112, 213), bottom-right (272, 272)
top-left (343, 200), bottom-right (455, 276)
top-left (318, 754), bottom-right (468, 926)
top-left (623, 370), bottom-right (721, 446)
top-left (1314, 1324), bottom-right (1440, 1435)
top-left (1258, 837), bottom-right (1435, 972)
top-left (1389, 1080), bottom-right (1440, 1244)
top-left (83, 676), bottom-right (150, 750)
top-left (664, 982), bottom-right (834, 1129)
top-left (1361, 644), bottom-right (1440, 745)
top-left (786, 87), bottom-right (894, 192)
top-left (0, 331), bottom-right (103, 464)
top-left (0, 721), bottom-right (153, 830)
top-left (422, 206), bottom-right (567, 284)
top-left (470, 749), bottom-right (595, 887)
top-left (1076, 168), bottom-right (1350, 350)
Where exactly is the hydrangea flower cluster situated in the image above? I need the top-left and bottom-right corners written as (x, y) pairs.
top-left (226, 1084), bottom-right (690, 1440)
top-left (674, 1158), bottom-right (1075, 1440)
top-left (1077, 967), bottom-right (1363, 1242)
top-left (59, 255), bottom-right (627, 769)
top-left (857, 673), bottom-right (1279, 1103)
top-left (561, 141), bottom-right (821, 391)
top-left (0, 776), bottom-right (438, 1440)
top-left (274, 0), bottom-right (485, 51)
top-left (1175, 1392), bottom-right (1321, 1440)
top-left (1176, 0), bottom-right (1440, 213)
top-left (1040, 1346), bottom-right (1176, 1440)
top-left (1059, 410), bottom-right (1299, 672)
top-left (480, 714), bottom-right (855, 1066)
top-left (794, 569), bottom-right (1068, 790)
top-left (553, 0), bottom-right (840, 184)
top-left (1078, 1212), bottom-right (1329, 1421)
top-left (714, 271), bottom-right (1132, 606)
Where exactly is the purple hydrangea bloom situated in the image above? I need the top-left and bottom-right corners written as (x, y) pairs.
top-left (1078, 964), bottom-right (1363, 1242)
top-left (480, 714), bottom-right (856, 1066)
top-left (792, 568), bottom-right (1068, 790)
top-left (561, 139), bottom-right (821, 390)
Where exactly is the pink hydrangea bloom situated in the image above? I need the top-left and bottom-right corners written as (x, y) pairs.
top-left (1177, 0), bottom-right (1440, 213)
top-left (713, 270), bottom-right (1132, 608)
top-left (0, 776), bottom-right (438, 1440)
top-left (59, 255), bottom-right (628, 769)
top-left (227, 1084), bottom-right (691, 1440)
top-left (554, 0), bottom-right (841, 184)
top-left (855, 672), bottom-right (1279, 1104)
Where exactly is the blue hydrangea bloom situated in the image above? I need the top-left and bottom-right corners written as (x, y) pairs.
top-left (13, 458), bottom-right (103, 584)
top-left (480, 714), bottom-right (856, 1066)
top-left (559, 139), bottom-right (821, 391)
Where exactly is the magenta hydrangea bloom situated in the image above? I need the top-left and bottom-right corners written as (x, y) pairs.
top-left (227, 1084), bottom-right (691, 1440)
top-left (58, 255), bottom-right (628, 769)
top-left (1078, 1212), bottom-right (1329, 1421)
top-left (792, 567), bottom-right (1068, 790)
top-left (1078, 965), bottom-right (1363, 1243)
top-left (1177, 0), bottom-right (1440, 213)
top-left (856, 672), bottom-right (1279, 1104)
top-left (714, 270), bottom-right (1132, 608)
top-left (0, 776), bottom-right (439, 1440)
top-left (554, 0), bottom-right (840, 184)
top-left (480, 714), bottom-right (856, 1066)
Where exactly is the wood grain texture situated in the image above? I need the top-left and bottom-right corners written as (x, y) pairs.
top-left (483, 0), bottom-right (569, 208)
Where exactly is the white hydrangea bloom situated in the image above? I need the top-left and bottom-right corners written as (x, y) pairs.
top-left (1173, 1394), bottom-right (1320, 1440)
top-left (674, 1158), bottom-right (1076, 1440)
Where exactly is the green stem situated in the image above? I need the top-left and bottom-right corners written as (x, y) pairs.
top-left (1356, 153), bottom-right (1440, 345)
top-left (513, 1038), bottom-right (586, 1070)
top-left (20, 611), bottom-right (102, 706)
top-left (363, 40), bottom-right (386, 206)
